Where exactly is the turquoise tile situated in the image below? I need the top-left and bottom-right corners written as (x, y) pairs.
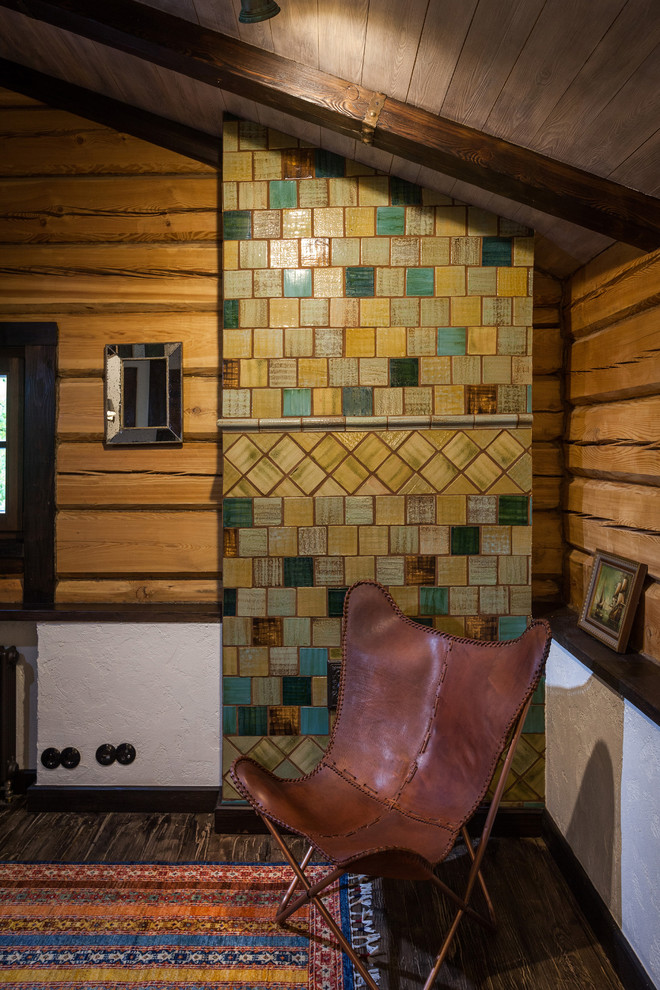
top-left (300, 647), bottom-right (328, 675)
top-left (224, 299), bottom-right (239, 329)
top-left (390, 357), bottom-right (419, 387)
top-left (238, 706), bottom-right (267, 735)
top-left (420, 587), bottom-right (449, 615)
top-left (223, 589), bottom-right (237, 616)
top-left (342, 386), bottom-right (373, 416)
top-left (269, 180), bottom-right (297, 209)
top-left (376, 206), bottom-right (405, 235)
top-left (414, 616), bottom-right (434, 627)
top-left (223, 677), bottom-right (251, 705)
top-left (283, 388), bottom-right (311, 416)
top-left (346, 266), bottom-right (375, 297)
top-left (499, 616), bottom-right (528, 641)
top-left (301, 707), bottom-right (329, 734)
top-left (223, 707), bottom-right (237, 733)
top-left (406, 267), bottom-right (434, 296)
top-left (527, 384), bottom-right (532, 412)
top-left (283, 557), bottom-right (314, 587)
top-left (223, 498), bottom-right (253, 527)
top-left (523, 704), bottom-right (545, 733)
top-left (451, 526), bottom-right (480, 555)
top-left (482, 237), bottom-right (512, 266)
top-left (437, 327), bottom-right (466, 355)
top-left (391, 178), bottom-right (422, 205)
top-left (223, 210), bottom-right (252, 240)
top-left (532, 677), bottom-right (545, 704)
top-left (283, 676), bottom-right (311, 705)
top-left (328, 587), bottom-right (348, 617)
top-left (283, 268), bottom-right (312, 298)
top-left (315, 149), bottom-right (345, 177)
top-left (498, 495), bottom-right (529, 525)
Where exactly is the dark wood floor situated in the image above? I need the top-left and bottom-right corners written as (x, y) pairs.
top-left (0, 799), bottom-right (626, 990)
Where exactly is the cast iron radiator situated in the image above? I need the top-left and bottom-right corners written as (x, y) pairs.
top-left (0, 645), bottom-right (18, 797)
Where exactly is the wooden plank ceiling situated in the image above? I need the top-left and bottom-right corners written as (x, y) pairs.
top-left (0, 0), bottom-right (658, 273)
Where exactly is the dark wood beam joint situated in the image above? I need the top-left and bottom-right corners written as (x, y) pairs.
top-left (361, 91), bottom-right (385, 146)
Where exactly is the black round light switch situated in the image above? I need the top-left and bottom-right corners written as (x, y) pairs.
top-left (41, 747), bottom-right (61, 769)
top-left (116, 743), bottom-right (136, 765)
top-left (96, 744), bottom-right (116, 766)
top-left (60, 747), bottom-right (81, 769)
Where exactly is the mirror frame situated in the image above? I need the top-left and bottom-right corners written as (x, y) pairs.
top-left (104, 342), bottom-right (183, 445)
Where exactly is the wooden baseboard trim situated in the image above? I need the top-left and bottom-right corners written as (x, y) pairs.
top-left (543, 811), bottom-right (654, 990)
top-left (214, 798), bottom-right (543, 836)
top-left (26, 785), bottom-right (219, 813)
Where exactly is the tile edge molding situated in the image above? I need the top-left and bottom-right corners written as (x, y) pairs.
top-left (217, 414), bottom-right (532, 432)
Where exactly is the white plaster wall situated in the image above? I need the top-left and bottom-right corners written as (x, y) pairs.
top-left (36, 622), bottom-right (221, 787)
top-left (621, 702), bottom-right (660, 987)
top-left (0, 621), bottom-right (38, 770)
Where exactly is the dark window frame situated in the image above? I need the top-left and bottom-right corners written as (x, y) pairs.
top-left (0, 350), bottom-right (24, 533)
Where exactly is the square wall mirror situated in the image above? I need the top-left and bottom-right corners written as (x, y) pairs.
top-left (105, 342), bottom-right (183, 444)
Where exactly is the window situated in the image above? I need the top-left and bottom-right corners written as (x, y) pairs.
top-left (0, 351), bottom-right (24, 533)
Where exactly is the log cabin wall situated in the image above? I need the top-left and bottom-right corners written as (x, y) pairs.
top-left (564, 245), bottom-right (660, 660)
top-left (0, 86), bottom-right (222, 604)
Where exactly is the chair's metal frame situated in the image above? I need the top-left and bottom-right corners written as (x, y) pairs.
top-left (258, 694), bottom-right (533, 990)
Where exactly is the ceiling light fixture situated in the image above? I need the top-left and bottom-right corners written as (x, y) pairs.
top-left (239, 0), bottom-right (281, 22)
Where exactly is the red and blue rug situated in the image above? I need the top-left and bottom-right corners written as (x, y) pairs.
top-left (0, 862), bottom-right (368, 989)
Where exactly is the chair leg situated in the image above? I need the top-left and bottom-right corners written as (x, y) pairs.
top-left (262, 816), bottom-right (381, 990)
top-left (278, 843), bottom-right (315, 914)
top-left (461, 825), bottom-right (496, 927)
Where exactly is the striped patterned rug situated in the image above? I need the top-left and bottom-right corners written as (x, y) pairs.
top-left (0, 862), bottom-right (358, 989)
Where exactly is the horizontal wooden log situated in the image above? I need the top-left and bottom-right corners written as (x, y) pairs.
top-left (0, 85), bottom-right (40, 107)
top-left (565, 547), bottom-right (592, 613)
top-left (566, 249), bottom-right (660, 339)
top-left (2, 0), bottom-right (659, 248)
top-left (0, 577), bottom-right (22, 602)
top-left (0, 175), bottom-right (218, 243)
top-left (57, 473), bottom-right (221, 508)
top-left (532, 305), bottom-right (561, 329)
top-left (57, 441), bottom-right (220, 474)
top-left (532, 376), bottom-right (563, 412)
top-left (532, 412), bottom-right (564, 442)
top-left (532, 510), bottom-right (563, 548)
top-left (532, 327), bottom-right (563, 375)
top-left (56, 578), bottom-right (221, 603)
top-left (533, 442), bottom-right (563, 477)
top-left (531, 576), bottom-right (562, 603)
top-left (51, 313), bottom-right (221, 375)
top-left (568, 243), bottom-right (647, 307)
top-left (57, 509), bottom-right (221, 575)
top-left (566, 477), bottom-right (660, 533)
top-left (565, 514), bottom-right (660, 581)
top-left (58, 377), bottom-right (220, 438)
top-left (533, 272), bottom-right (562, 307)
top-left (568, 308), bottom-right (660, 404)
top-left (566, 441), bottom-right (660, 488)
top-left (531, 476), bottom-right (561, 511)
top-left (568, 395), bottom-right (660, 445)
top-left (531, 545), bottom-right (563, 575)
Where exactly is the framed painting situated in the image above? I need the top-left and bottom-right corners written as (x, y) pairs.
top-left (578, 550), bottom-right (647, 653)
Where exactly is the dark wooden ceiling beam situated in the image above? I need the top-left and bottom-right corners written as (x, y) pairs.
top-left (3, 0), bottom-right (660, 249)
top-left (0, 58), bottom-right (220, 167)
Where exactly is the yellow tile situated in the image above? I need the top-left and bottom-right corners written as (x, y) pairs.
top-left (331, 238), bottom-right (360, 267)
top-left (374, 387), bottom-right (403, 416)
top-left (345, 207), bottom-right (375, 237)
top-left (313, 617), bottom-right (341, 647)
top-left (436, 494), bottom-right (466, 524)
top-left (238, 647), bottom-right (269, 676)
top-left (435, 266), bottom-right (466, 296)
top-left (512, 356), bottom-right (532, 384)
top-left (270, 298), bottom-right (300, 327)
top-left (239, 299), bottom-right (268, 329)
top-left (404, 386), bottom-right (432, 416)
top-left (483, 356), bottom-right (512, 383)
top-left (223, 557), bottom-right (253, 588)
top-left (513, 296), bottom-right (533, 326)
top-left (406, 327), bottom-right (436, 356)
top-left (268, 359), bottom-right (297, 387)
top-left (360, 298), bottom-right (390, 326)
top-left (239, 358), bottom-right (268, 388)
top-left (452, 296), bottom-right (482, 326)
top-left (354, 434), bottom-right (390, 471)
top-left (465, 453), bottom-right (502, 491)
top-left (376, 326), bottom-right (406, 357)
top-left (224, 270), bottom-right (252, 298)
top-left (313, 208), bottom-right (344, 237)
top-left (267, 129), bottom-right (298, 149)
top-left (419, 451), bottom-right (459, 491)
top-left (269, 526), bottom-right (298, 556)
top-left (361, 237), bottom-right (390, 265)
top-left (269, 436), bottom-right (305, 473)
top-left (298, 179), bottom-right (329, 208)
top-left (420, 356), bottom-right (450, 384)
top-left (398, 432), bottom-right (435, 470)
top-left (391, 237), bottom-right (420, 266)
top-left (467, 207), bottom-right (498, 236)
top-left (270, 239), bottom-right (299, 268)
top-left (311, 676), bottom-right (328, 707)
top-left (284, 327), bottom-right (313, 357)
top-left (358, 525), bottom-right (389, 555)
top-left (302, 299), bottom-right (330, 327)
top-left (376, 268), bottom-right (405, 296)
top-left (223, 121), bottom-right (238, 152)
top-left (330, 298), bottom-right (359, 327)
top-left (298, 358), bottom-right (328, 387)
top-left (224, 151), bottom-right (253, 181)
top-left (421, 298), bottom-right (450, 326)
top-left (254, 327), bottom-right (283, 358)
top-left (223, 240), bottom-right (239, 270)
top-left (376, 556), bottom-right (404, 585)
top-left (376, 453), bottom-right (414, 491)
top-left (328, 177), bottom-right (358, 206)
top-left (358, 175), bottom-right (389, 206)
top-left (253, 149), bottom-right (283, 180)
top-left (283, 497), bottom-right (314, 526)
top-left (437, 556), bottom-right (467, 585)
top-left (391, 298), bottom-right (420, 326)
top-left (240, 240), bottom-right (268, 269)
top-left (328, 525), bottom-right (358, 555)
top-left (314, 268), bottom-right (344, 297)
top-left (433, 385), bottom-right (465, 415)
top-left (283, 208), bottom-right (312, 238)
top-left (443, 432), bottom-right (479, 468)
top-left (297, 587), bottom-right (328, 616)
top-left (420, 236), bottom-right (450, 266)
top-left (452, 356), bottom-right (481, 384)
top-left (345, 556), bottom-right (376, 583)
top-left (511, 527), bottom-right (532, 555)
top-left (509, 452), bottom-right (532, 491)
top-left (223, 329), bottom-right (252, 359)
top-left (375, 495), bottom-right (405, 525)
top-left (497, 267), bottom-right (528, 297)
top-left (513, 237), bottom-right (534, 266)
top-left (222, 389), bottom-right (251, 418)
top-left (435, 206), bottom-right (466, 236)
top-left (252, 210), bottom-right (281, 239)
top-left (346, 327), bottom-right (375, 357)
top-left (222, 646), bottom-right (238, 676)
top-left (467, 267), bottom-right (497, 296)
top-left (390, 585), bottom-right (418, 615)
top-left (223, 182), bottom-right (238, 211)
top-left (406, 207), bottom-right (435, 236)
top-left (357, 357), bottom-right (386, 386)
top-left (238, 181), bottom-right (268, 210)
top-left (345, 159), bottom-right (375, 176)
top-left (468, 326), bottom-right (497, 355)
top-left (312, 387), bottom-right (342, 416)
top-left (254, 269), bottom-right (282, 298)
top-left (419, 524), bottom-right (449, 554)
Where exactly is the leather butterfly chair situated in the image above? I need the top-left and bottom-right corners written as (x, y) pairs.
top-left (231, 580), bottom-right (551, 990)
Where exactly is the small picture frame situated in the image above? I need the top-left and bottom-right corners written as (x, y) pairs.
top-left (578, 549), bottom-right (647, 653)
